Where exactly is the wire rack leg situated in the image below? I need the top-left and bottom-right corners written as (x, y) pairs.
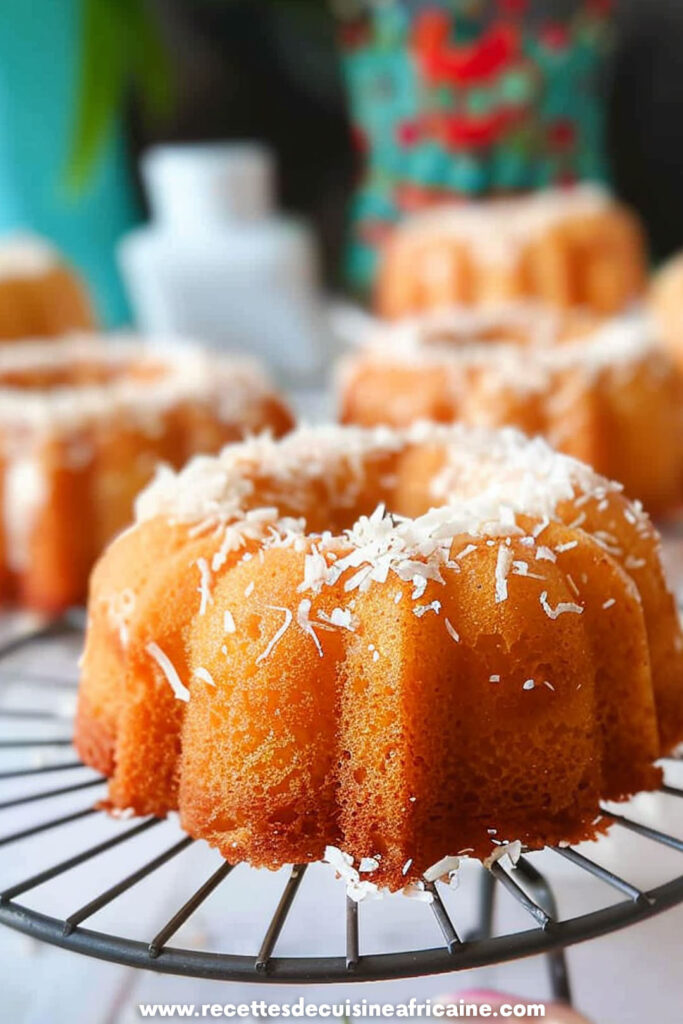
top-left (515, 858), bottom-right (572, 1006)
top-left (470, 866), bottom-right (495, 941)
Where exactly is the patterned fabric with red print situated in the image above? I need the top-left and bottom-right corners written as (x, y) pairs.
top-left (338, 0), bottom-right (613, 290)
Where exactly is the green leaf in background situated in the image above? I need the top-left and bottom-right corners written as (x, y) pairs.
top-left (67, 0), bottom-right (336, 191)
top-left (67, 0), bottom-right (174, 191)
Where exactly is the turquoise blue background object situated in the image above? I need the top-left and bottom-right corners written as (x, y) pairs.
top-left (0, 0), bottom-right (140, 326)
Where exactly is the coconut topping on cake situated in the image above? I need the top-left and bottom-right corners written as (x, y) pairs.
top-left (0, 335), bottom-right (278, 434)
top-left (394, 184), bottom-right (613, 266)
top-left (135, 422), bottom-right (654, 619)
top-left (352, 302), bottom-right (597, 352)
top-left (76, 412), bottom-right (683, 902)
top-left (343, 309), bottom-right (663, 395)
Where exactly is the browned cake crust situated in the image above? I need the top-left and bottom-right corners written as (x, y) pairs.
top-left (75, 424), bottom-right (683, 893)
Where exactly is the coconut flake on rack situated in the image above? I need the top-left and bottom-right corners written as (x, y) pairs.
top-left (323, 846), bottom-right (381, 903)
top-left (423, 855), bottom-right (461, 884)
top-left (483, 840), bottom-right (523, 871)
top-left (401, 882), bottom-right (434, 903)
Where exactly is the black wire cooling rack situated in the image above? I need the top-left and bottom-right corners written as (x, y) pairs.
top-left (0, 618), bottom-right (682, 1000)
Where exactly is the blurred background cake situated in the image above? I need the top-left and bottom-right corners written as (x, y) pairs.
top-left (339, 308), bottom-right (683, 515)
top-left (375, 184), bottom-right (646, 316)
top-left (0, 234), bottom-right (95, 341)
top-left (0, 336), bottom-right (291, 612)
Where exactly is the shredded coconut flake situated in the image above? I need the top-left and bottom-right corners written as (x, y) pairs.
top-left (495, 544), bottom-right (513, 603)
top-left (511, 560), bottom-right (545, 581)
top-left (297, 599), bottom-right (324, 658)
top-left (423, 855), bottom-right (460, 884)
top-left (323, 846), bottom-right (380, 903)
top-left (402, 881), bottom-right (434, 903)
top-left (131, 422), bottom-right (648, 667)
top-left (532, 518), bottom-right (550, 538)
top-left (196, 558), bottom-right (213, 615)
top-left (256, 605), bottom-right (293, 664)
top-left (565, 573), bottom-right (580, 597)
top-left (413, 600), bottom-right (441, 618)
top-left (224, 609), bottom-right (236, 633)
top-left (146, 642), bottom-right (190, 702)
top-left (193, 666), bottom-right (216, 687)
top-left (105, 588), bottom-right (136, 649)
top-left (318, 606), bottom-right (357, 631)
top-left (484, 840), bottom-right (522, 870)
top-left (456, 544), bottom-right (477, 561)
top-left (445, 618), bottom-right (460, 643)
top-left (539, 591), bottom-right (583, 619)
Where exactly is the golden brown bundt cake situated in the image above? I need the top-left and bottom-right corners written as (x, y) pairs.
top-left (0, 234), bottom-right (95, 340)
top-left (0, 336), bottom-right (292, 613)
top-left (376, 185), bottom-right (646, 319)
top-left (339, 308), bottom-right (683, 517)
top-left (75, 423), bottom-right (683, 894)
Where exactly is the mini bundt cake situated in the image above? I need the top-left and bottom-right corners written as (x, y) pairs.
top-left (0, 336), bottom-right (292, 612)
top-left (376, 185), bottom-right (646, 319)
top-left (650, 252), bottom-right (683, 371)
top-left (75, 422), bottom-right (683, 893)
top-left (339, 308), bottom-right (683, 517)
top-left (0, 234), bottom-right (95, 340)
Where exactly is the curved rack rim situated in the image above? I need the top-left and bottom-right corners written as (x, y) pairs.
top-left (2, 871), bottom-right (683, 984)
